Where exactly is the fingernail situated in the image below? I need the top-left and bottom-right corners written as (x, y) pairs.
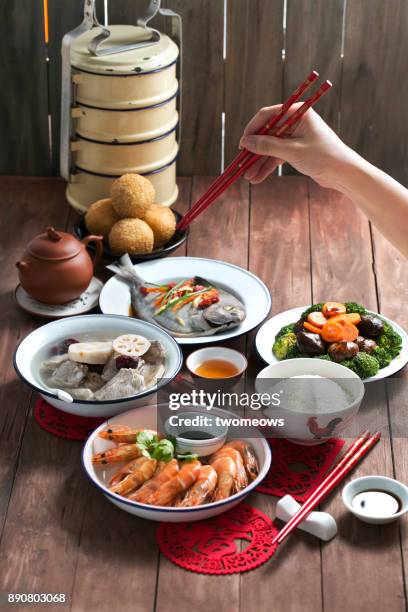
top-left (240, 137), bottom-right (248, 147)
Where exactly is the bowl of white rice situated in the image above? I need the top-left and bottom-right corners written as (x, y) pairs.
top-left (256, 359), bottom-right (365, 445)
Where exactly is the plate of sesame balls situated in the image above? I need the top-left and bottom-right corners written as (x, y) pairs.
top-left (75, 173), bottom-right (188, 263)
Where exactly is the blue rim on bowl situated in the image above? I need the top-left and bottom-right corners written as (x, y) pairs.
top-left (13, 314), bottom-right (183, 406)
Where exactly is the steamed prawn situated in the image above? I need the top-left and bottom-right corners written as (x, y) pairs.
top-left (92, 443), bottom-right (141, 464)
top-left (99, 426), bottom-right (159, 444)
top-left (109, 456), bottom-right (152, 486)
top-left (128, 459), bottom-right (179, 503)
top-left (210, 456), bottom-right (237, 501)
top-left (211, 447), bottom-right (248, 491)
top-left (146, 460), bottom-right (201, 506)
top-left (109, 457), bottom-right (157, 495)
top-left (223, 440), bottom-right (259, 481)
top-left (177, 465), bottom-right (217, 507)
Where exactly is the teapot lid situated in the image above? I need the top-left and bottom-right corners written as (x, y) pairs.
top-left (28, 227), bottom-right (81, 260)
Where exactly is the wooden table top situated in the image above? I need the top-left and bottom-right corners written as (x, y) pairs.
top-left (1, 175), bottom-right (407, 612)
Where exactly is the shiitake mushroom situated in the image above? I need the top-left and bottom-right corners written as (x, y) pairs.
top-left (358, 314), bottom-right (384, 338)
top-left (294, 318), bottom-right (306, 333)
top-left (296, 330), bottom-right (325, 356)
top-left (356, 336), bottom-right (377, 354)
top-left (328, 341), bottom-right (359, 362)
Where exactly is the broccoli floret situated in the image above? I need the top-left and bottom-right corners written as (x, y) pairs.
top-left (275, 323), bottom-right (296, 340)
top-left (377, 322), bottom-right (402, 359)
top-left (340, 359), bottom-right (358, 373)
top-left (301, 303), bottom-right (324, 318)
top-left (352, 352), bottom-right (380, 378)
top-left (272, 333), bottom-right (297, 360)
top-left (315, 354), bottom-right (333, 361)
top-left (372, 346), bottom-right (392, 369)
top-left (344, 302), bottom-right (367, 315)
top-left (287, 347), bottom-right (309, 359)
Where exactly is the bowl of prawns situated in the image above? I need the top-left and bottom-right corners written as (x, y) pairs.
top-left (83, 404), bottom-right (272, 522)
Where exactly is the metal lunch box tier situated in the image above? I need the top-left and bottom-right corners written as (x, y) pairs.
top-left (73, 68), bottom-right (178, 109)
top-left (72, 128), bottom-right (178, 176)
top-left (66, 158), bottom-right (179, 213)
top-left (74, 95), bottom-right (178, 143)
top-left (71, 26), bottom-right (179, 110)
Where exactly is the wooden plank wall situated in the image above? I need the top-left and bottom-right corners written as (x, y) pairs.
top-left (0, 0), bottom-right (50, 175)
top-left (1, 0), bottom-right (407, 184)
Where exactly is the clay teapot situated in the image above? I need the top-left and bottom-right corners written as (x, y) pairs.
top-left (16, 227), bottom-right (103, 304)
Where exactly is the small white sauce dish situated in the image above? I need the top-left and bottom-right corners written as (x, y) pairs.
top-left (164, 409), bottom-right (228, 456)
top-left (83, 403), bottom-right (272, 522)
top-left (186, 346), bottom-right (248, 380)
top-left (342, 475), bottom-right (408, 524)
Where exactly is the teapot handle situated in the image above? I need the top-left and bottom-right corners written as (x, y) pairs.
top-left (82, 235), bottom-right (103, 269)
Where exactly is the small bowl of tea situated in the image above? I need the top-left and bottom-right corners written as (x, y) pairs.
top-left (342, 475), bottom-right (408, 524)
top-left (186, 347), bottom-right (248, 381)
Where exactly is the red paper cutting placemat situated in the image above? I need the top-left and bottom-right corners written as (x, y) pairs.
top-left (256, 437), bottom-right (345, 502)
top-left (33, 397), bottom-right (105, 440)
top-left (157, 503), bottom-right (278, 575)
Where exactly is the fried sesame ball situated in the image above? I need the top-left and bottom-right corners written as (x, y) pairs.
top-left (144, 204), bottom-right (177, 248)
top-left (85, 198), bottom-right (119, 239)
top-left (111, 173), bottom-right (155, 219)
top-left (108, 218), bottom-right (154, 255)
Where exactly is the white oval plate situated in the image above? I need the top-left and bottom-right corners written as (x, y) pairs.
top-left (15, 277), bottom-right (103, 319)
top-left (99, 257), bottom-right (271, 345)
top-left (255, 306), bottom-right (408, 383)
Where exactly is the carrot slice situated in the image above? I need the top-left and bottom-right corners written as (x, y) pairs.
top-left (307, 311), bottom-right (327, 327)
top-left (321, 321), bottom-right (344, 343)
top-left (345, 313), bottom-right (361, 325)
top-left (322, 302), bottom-right (346, 318)
top-left (340, 321), bottom-right (359, 342)
top-left (322, 319), bottom-right (359, 342)
top-left (303, 321), bottom-right (322, 335)
top-left (328, 313), bottom-right (362, 326)
top-left (326, 314), bottom-right (348, 325)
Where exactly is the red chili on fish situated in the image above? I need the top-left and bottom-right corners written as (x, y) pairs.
top-left (197, 294), bottom-right (220, 309)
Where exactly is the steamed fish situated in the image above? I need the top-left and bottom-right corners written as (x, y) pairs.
top-left (107, 255), bottom-right (246, 338)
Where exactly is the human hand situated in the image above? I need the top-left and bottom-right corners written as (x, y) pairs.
top-left (239, 104), bottom-right (357, 188)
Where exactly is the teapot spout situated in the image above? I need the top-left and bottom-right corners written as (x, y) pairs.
top-left (16, 260), bottom-right (28, 269)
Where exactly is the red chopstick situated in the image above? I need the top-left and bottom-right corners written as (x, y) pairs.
top-left (179, 70), bottom-right (319, 224)
top-left (273, 431), bottom-right (381, 545)
top-left (207, 80), bottom-right (333, 205)
top-left (177, 77), bottom-right (332, 231)
top-left (272, 430), bottom-right (370, 544)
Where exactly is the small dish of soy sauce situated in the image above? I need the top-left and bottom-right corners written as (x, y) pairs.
top-left (164, 409), bottom-right (228, 457)
top-left (342, 475), bottom-right (408, 524)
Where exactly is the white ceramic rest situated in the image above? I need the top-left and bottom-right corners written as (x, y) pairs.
top-left (275, 494), bottom-right (337, 541)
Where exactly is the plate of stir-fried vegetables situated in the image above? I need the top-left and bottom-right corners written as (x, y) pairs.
top-left (255, 302), bottom-right (408, 382)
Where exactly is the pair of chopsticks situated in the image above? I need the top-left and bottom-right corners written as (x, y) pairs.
top-left (272, 431), bottom-right (381, 545)
top-left (177, 70), bottom-right (332, 231)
